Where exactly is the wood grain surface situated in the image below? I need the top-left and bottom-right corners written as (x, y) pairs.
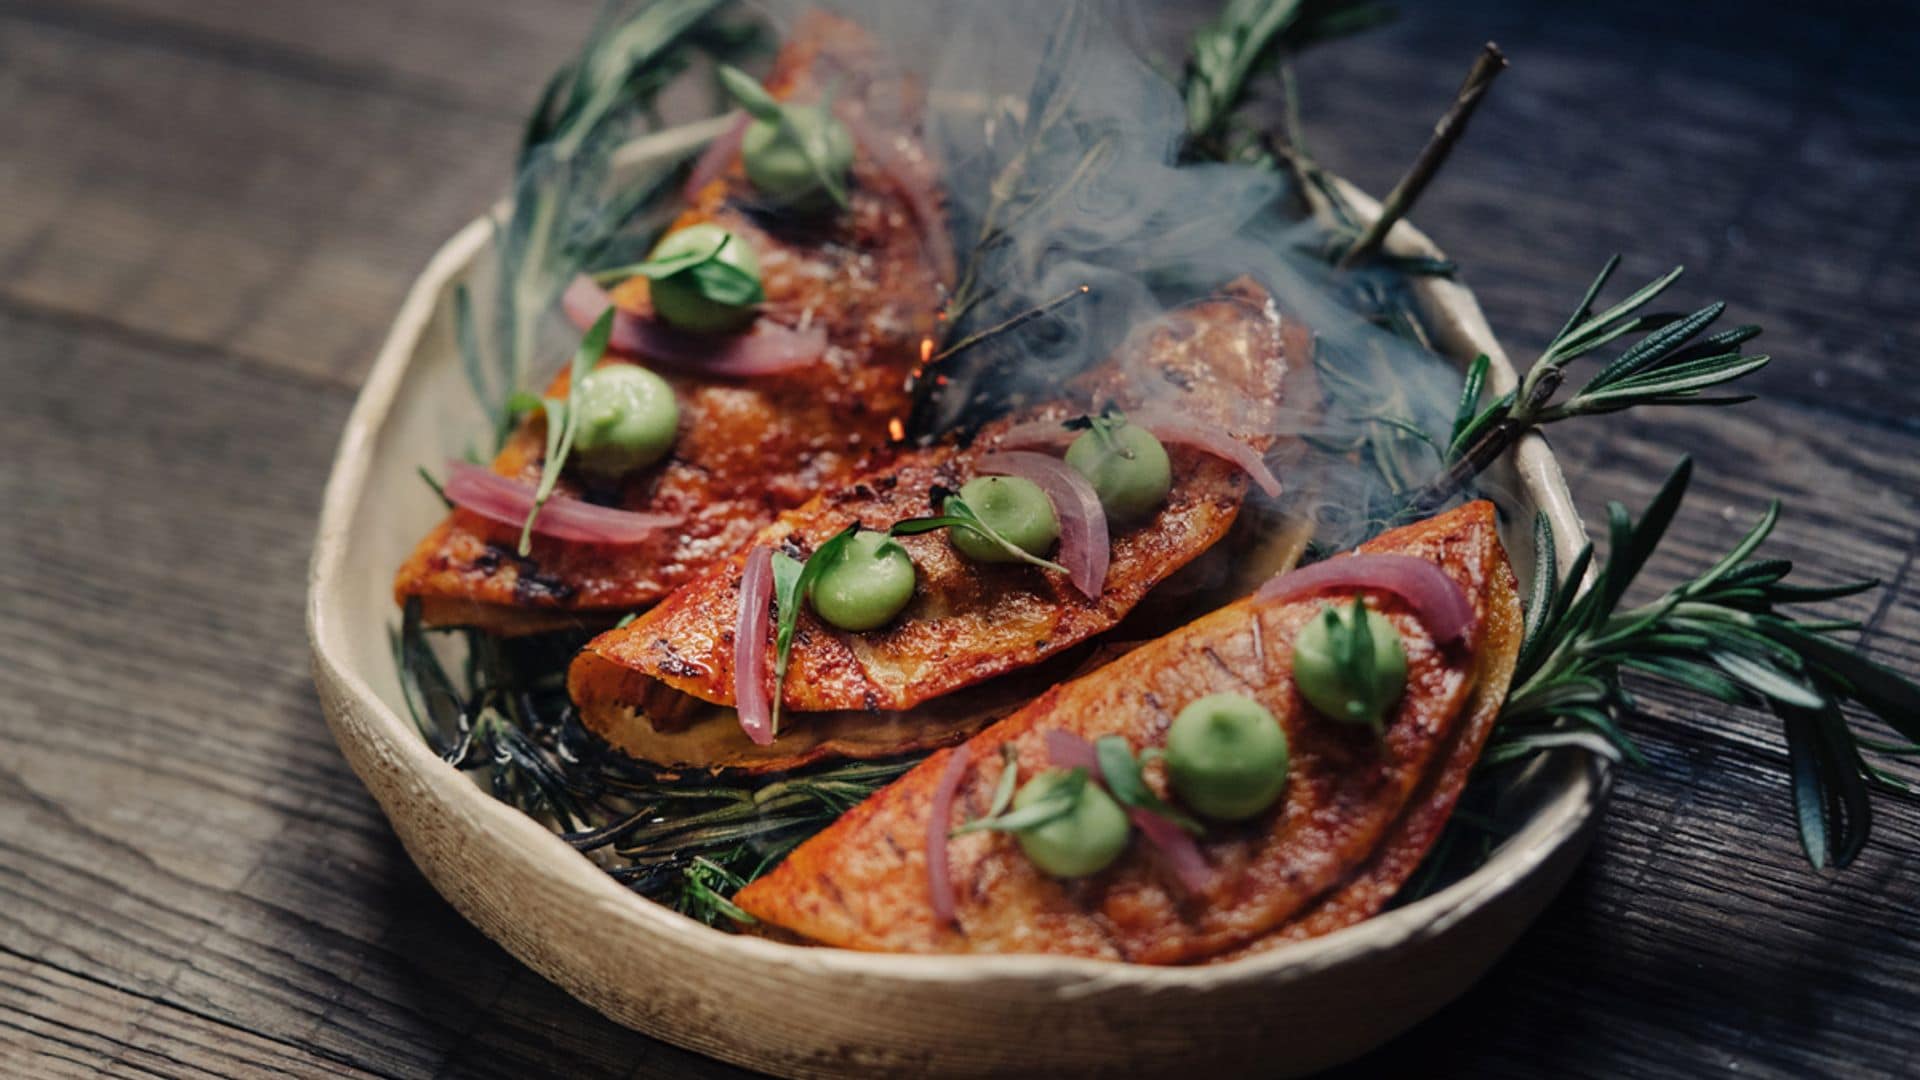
top-left (1, 0), bottom-right (1914, 1076)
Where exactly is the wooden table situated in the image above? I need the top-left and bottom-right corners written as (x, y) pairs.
top-left (2, 1), bottom-right (1915, 1075)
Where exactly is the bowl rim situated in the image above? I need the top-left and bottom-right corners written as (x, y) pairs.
top-left (306, 121), bottom-right (1608, 994)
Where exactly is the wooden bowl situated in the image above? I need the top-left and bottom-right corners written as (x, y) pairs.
top-left (307, 122), bottom-right (1608, 1077)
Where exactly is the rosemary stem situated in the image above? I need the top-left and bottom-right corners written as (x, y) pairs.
top-left (1403, 363), bottom-right (1558, 515)
top-left (929, 284), bottom-right (1092, 365)
top-left (1337, 42), bottom-right (1507, 271)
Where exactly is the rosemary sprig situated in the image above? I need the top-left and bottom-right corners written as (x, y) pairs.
top-left (389, 602), bottom-right (917, 916)
top-left (460, 0), bottom-right (748, 450)
top-left (1410, 258), bottom-right (1768, 514)
top-left (1182, 0), bottom-right (1397, 162)
top-left (1490, 458), bottom-right (1920, 869)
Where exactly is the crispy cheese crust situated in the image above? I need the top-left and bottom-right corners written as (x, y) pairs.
top-left (568, 280), bottom-right (1303, 771)
top-left (393, 12), bottom-right (948, 634)
top-left (732, 500), bottom-right (1522, 962)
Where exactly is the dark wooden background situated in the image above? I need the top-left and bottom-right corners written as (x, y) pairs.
top-left (2, 0), bottom-right (1916, 1076)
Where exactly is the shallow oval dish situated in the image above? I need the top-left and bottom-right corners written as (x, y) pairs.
top-left (307, 123), bottom-right (1610, 1078)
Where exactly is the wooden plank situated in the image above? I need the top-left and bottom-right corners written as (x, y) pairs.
top-left (7, 0), bottom-right (590, 117)
top-left (0, 0), bottom-right (1915, 1076)
top-left (0, 949), bottom-right (372, 1079)
top-left (1291, 0), bottom-right (1920, 428)
top-left (0, 306), bottom-right (696, 1077)
top-left (0, 11), bottom-right (536, 387)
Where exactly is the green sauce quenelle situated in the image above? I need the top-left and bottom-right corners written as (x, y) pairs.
top-left (809, 530), bottom-right (917, 632)
top-left (645, 223), bottom-right (764, 333)
top-left (743, 105), bottom-right (854, 209)
top-left (948, 475), bottom-right (1061, 563)
top-left (1012, 769), bottom-right (1131, 878)
top-left (1065, 416), bottom-right (1171, 523)
top-left (571, 363), bottom-right (679, 477)
top-left (1292, 598), bottom-right (1408, 732)
top-left (720, 64), bottom-right (854, 212)
top-left (1166, 692), bottom-right (1291, 822)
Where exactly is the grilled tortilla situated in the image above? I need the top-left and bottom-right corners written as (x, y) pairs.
top-left (731, 500), bottom-right (1522, 961)
top-left (393, 12), bottom-right (948, 635)
top-left (568, 279), bottom-right (1302, 772)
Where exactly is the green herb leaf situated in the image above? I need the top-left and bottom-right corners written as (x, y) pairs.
top-left (1482, 729), bottom-right (1625, 769)
top-left (1782, 704), bottom-right (1872, 870)
top-left (1094, 735), bottom-right (1202, 833)
top-left (1448, 353), bottom-right (1491, 450)
top-left (769, 525), bottom-right (861, 735)
top-left (518, 307), bottom-right (614, 555)
top-left (889, 499), bottom-right (1070, 576)
top-left (717, 63), bottom-right (849, 210)
top-left (717, 63), bottom-right (783, 122)
top-left (505, 389), bottom-right (545, 421)
top-left (596, 235), bottom-right (731, 281)
top-left (1345, 596), bottom-right (1377, 728)
top-left (952, 768), bottom-right (1088, 836)
top-left (684, 254), bottom-right (766, 307)
top-left (597, 234), bottom-right (766, 308)
top-left (986, 744), bottom-right (1021, 820)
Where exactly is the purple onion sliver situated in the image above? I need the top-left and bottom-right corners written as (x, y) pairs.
top-left (927, 744), bottom-right (972, 926)
top-left (1131, 408), bottom-right (1283, 498)
top-left (1044, 729), bottom-right (1100, 772)
top-left (1128, 807), bottom-right (1213, 894)
top-left (733, 546), bottom-right (776, 747)
top-left (443, 462), bottom-right (675, 544)
top-left (976, 450), bottom-right (1109, 599)
top-left (562, 275), bottom-right (826, 376)
top-left (1256, 552), bottom-right (1475, 647)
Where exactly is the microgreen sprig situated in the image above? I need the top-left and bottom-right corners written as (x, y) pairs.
top-left (768, 524), bottom-right (862, 735)
top-left (517, 308), bottom-right (614, 555)
top-left (1064, 407), bottom-right (1135, 458)
top-left (1094, 736), bottom-right (1203, 833)
top-left (954, 762), bottom-right (1086, 836)
top-left (716, 63), bottom-right (849, 210)
top-left (954, 739), bottom-right (1204, 839)
top-left (590, 233), bottom-right (763, 308)
top-left (890, 497), bottom-right (1070, 576)
top-left (1315, 597), bottom-right (1388, 733)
